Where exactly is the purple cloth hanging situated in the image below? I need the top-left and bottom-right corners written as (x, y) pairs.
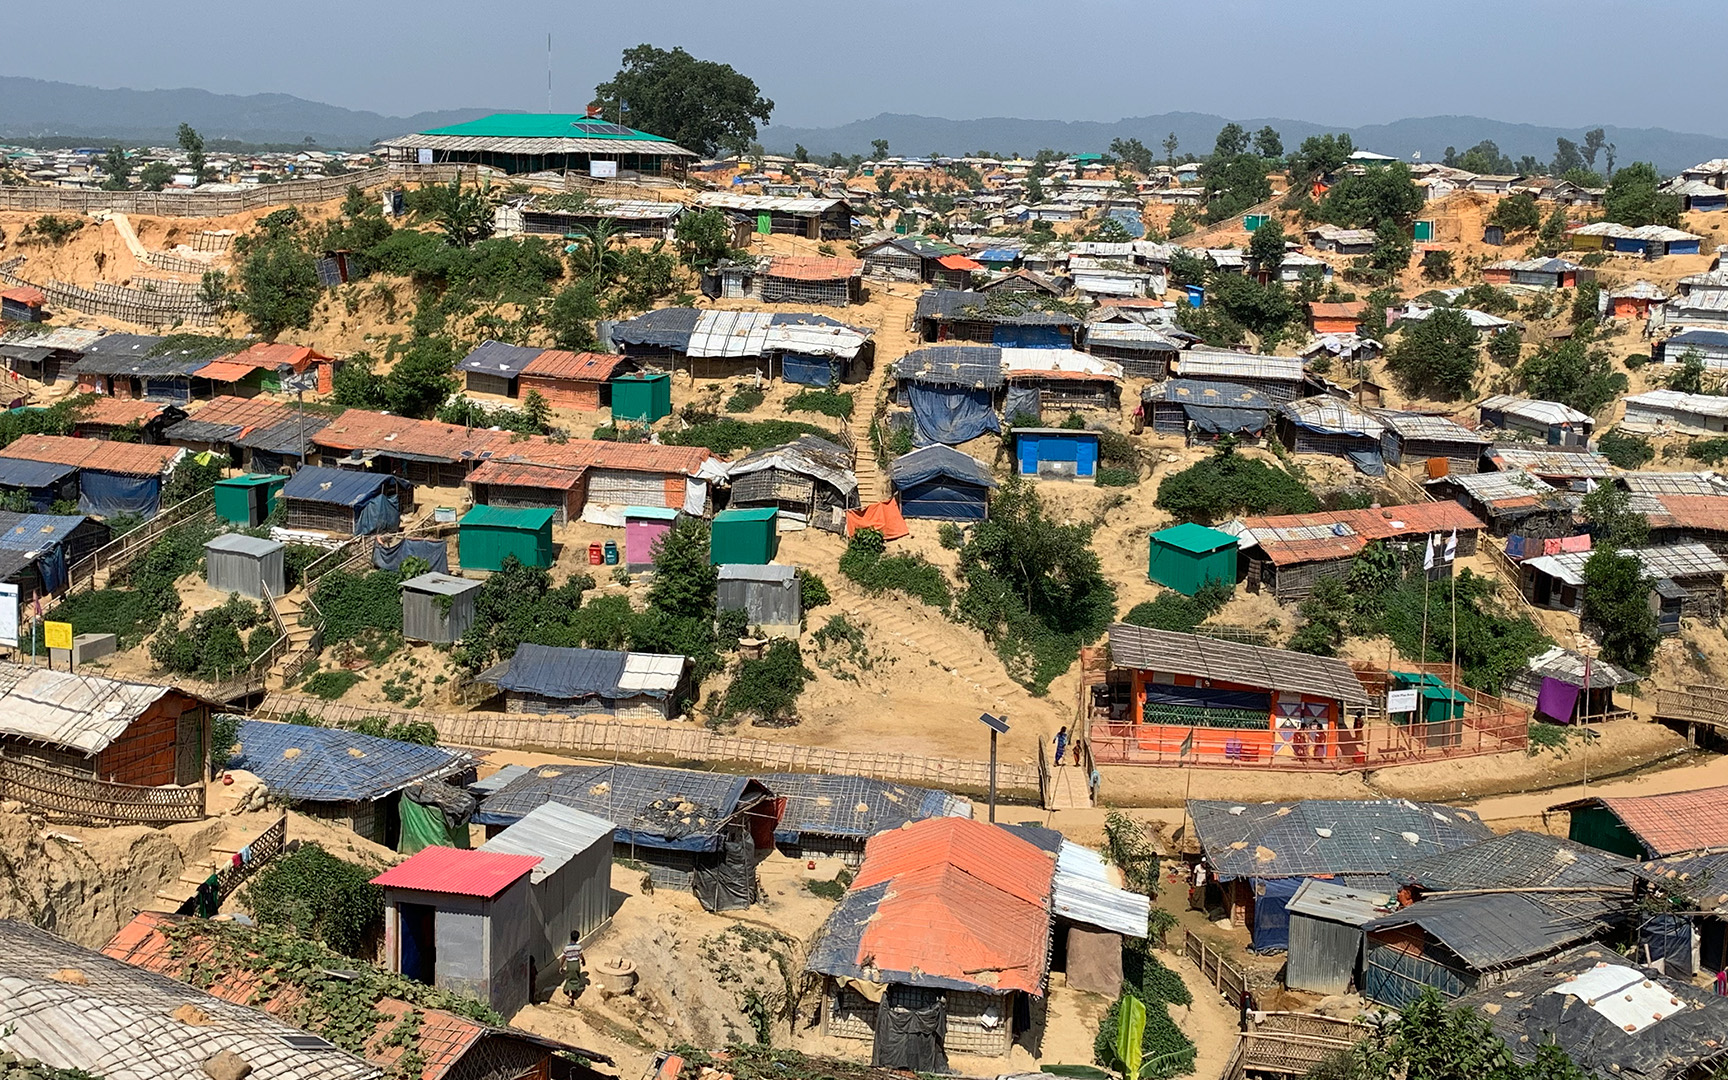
top-left (1536, 676), bottom-right (1581, 724)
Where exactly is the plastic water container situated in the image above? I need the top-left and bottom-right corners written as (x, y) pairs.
top-left (588, 542), bottom-right (604, 565)
top-left (603, 540), bottom-right (619, 565)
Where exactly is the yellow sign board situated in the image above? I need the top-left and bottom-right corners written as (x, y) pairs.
top-left (43, 621), bottom-right (73, 651)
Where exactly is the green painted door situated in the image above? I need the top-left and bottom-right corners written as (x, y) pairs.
top-left (1413, 220), bottom-right (1434, 242)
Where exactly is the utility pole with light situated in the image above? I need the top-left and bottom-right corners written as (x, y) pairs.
top-left (978, 712), bottom-right (1009, 822)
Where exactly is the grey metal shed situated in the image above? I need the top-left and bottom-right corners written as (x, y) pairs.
top-left (716, 563), bottom-right (801, 637)
top-left (479, 801), bottom-right (617, 997)
top-left (401, 572), bottom-right (482, 643)
top-left (1286, 878), bottom-right (1391, 995)
top-left (203, 533), bottom-right (285, 600)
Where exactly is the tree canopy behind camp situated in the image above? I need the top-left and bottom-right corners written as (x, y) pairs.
top-left (1154, 444), bottom-right (1319, 524)
top-left (592, 44), bottom-right (773, 157)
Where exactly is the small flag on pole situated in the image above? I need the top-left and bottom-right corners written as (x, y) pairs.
top-left (1423, 534), bottom-right (1436, 571)
top-left (1178, 729), bottom-right (1195, 757)
top-left (1444, 528), bottom-right (1457, 564)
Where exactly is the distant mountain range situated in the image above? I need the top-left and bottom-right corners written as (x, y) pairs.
top-left (0, 76), bottom-right (499, 149)
top-left (760, 112), bottom-right (1728, 176)
top-left (4, 77), bottom-right (1726, 174)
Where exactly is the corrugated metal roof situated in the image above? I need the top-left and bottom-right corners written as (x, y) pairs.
top-left (0, 919), bottom-right (380, 1080)
top-left (1189, 798), bottom-right (1492, 881)
top-left (205, 533), bottom-right (282, 558)
top-left (372, 847), bottom-right (540, 898)
top-left (230, 719), bottom-right (471, 802)
top-left (1431, 468), bottom-right (1560, 507)
top-left (1107, 624), bottom-right (1371, 705)
top-left (1524, 542), bottom-right (1728, 588)
top-left (0, 435), bottom-right (182, 476)
top-left (401, 571), bottom-right (482, 597)
top-left (1625, 389), bottom-right (1728, 420)
top-left (695, 193), bottom-right (846, 214)
top-left (1376, 410), bottom-right (1489, 445)
top-left (1236, 502), bottom-right (1487, 567)
top-left (460, 504), bottom-right (556, 529)
top-left (471, 762), bottom-right (766, 850)
top-left (915, 288), bottom-right (1081, 327)
top-left (1487, 446), bottom-right (1613, 478)
top-left (689, 310), bottom-right (774, 357)
top-left (163, 395), bottom-right (296, 444)
top-left (1361, 891), bottom-right (1612, 970)
top-left (1280, 396), bottom-right (1386, 437)
top-left (1524, 645), bottom-right (1637, 690)
top-left (521, 350), bottom-right (628, 381)
top-left (464, 458), bottom-right (584, 490)
top-left (1286, 878), bottom-right (1392, 925)
top-left (381, 133), bottom-right (695, 157)
top-left (479, 802), bottom-right (615, 882)
top-left (0, 662), bottom-right (194, 756)
top-left (1177, 350), bottom-right (1305, 382)
top-left (312, 410), bottom-right (514, 462)
top-left (1051, 840), bottom-right (1152, 936)
top-left (1549, 785), bottom-right (1728, 857)
top-left (764, 256), bottom-right (863, 281)
top-left (77, 397), bottom-right (167, 428)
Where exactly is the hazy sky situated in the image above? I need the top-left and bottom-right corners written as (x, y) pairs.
top-left (9, 0), bottom-right (1724, 134)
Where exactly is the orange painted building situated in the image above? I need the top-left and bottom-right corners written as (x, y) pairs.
top-left (1308, 301), bottom-right (1366, 335)
top-left (1094, 623), bottom-right (1372, 765)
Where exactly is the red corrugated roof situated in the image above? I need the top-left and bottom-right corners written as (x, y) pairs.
top-left (0, 434), bottom-right (180, 475)
top-left (764, 256), bottom-right (864, 281)
top-left (77, 398), bottom-right (166, 427)
top-left (521, 350), bottom-right (629, 382)
top-left (1584, 786), bottom-right (1728, 856)
top-left (180, 394), bottom-right (295, 431)
top-left (1, 287), bottom-right (46, 307)
top-left (313, 410), bottom-right (516, 461)
top-left (1241, 502), bottom-right (1486, 566)
top-left (101, 912), bottom-right (502, 1080)
top-left (195, 360), bottom-right (265, 382)
top-left (465, 458), bottom-right (585, 490)
top-left (1651, 495), bottom-right (1728, 533)
top-left (1309, 301), bottom-right (1366, 319)
top-left (230, 342), bottom-right (331, 369)
top-left (937, 254), bottom-right (985, 272)
top-left (372, 846), bottom-right (541, 897)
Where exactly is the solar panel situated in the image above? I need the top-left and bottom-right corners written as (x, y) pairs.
top-left (278, 1034), bottom-right (336, 1050)
top-left (570, 120), bottom-right (634, 135)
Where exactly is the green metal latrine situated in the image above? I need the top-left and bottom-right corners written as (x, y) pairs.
top-left (458, 505), bottom-right (556, 571)
top-left (1566, 807), bottom-right (1648, 859)
top-left (213, 473), bottom-right (286, 527)
top-left (611, 371), bottom-right (672, 423)
top-left (710, 507), bottom-right (779, 565)
top-left (1147, 522), bottom-right (1238, 596)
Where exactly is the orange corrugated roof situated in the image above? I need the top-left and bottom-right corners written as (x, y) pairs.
top-left (313, 410), bottom-right (516, 461)
top-left (521, 350), bottom-right (629, 382)
top-left (1, 286), bottom-right (46, 307)
top-left (101, 912), bottom-right (499, 1080)
top-left (1241, 502), bottom-right (1486, 566)
top-left (1308, 301), bottom-right (1366, 319)
top-left (182, 395), bottom-right (295, 429)
top-left (76, 397), bottom-right (166, 427)
top-left (466, 458), bottom-right (585, 490)
top-left (0, 434), bottom-right (180, 475)
top-left (230, 342), bottom-right (331, 369)
top-left (937, 254), bottom-right (985, 272)
top-left (1651, 494), bottom-right (1728, 533)
top-left (1565, 786), bottom-right (1728, 857)
top-left (196, 359), bottom-right (265, 382)
top-left (765, 256), bottom-right (864, 281)
top-left (852, 817), bottom-right (1053, 908)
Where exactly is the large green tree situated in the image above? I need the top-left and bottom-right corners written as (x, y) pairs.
top-left (236, 236), bottom-right (319, 339)
top-left (177, 122), bottom-right (207, 185)
top-left (1109, 137), bottom-right (1153, 174)
top-left (1315, 161), bottom-right (1424, 228)
top-left (1386, 308), bottom-right (1480, 399)
top-left (382, 337), bottom-right (458, 418)
top-left (1518, 335), bottom-right (1627, 414)
top-left (1248, 218), bottom-right (1286, 275)
top-left (592, 45), bottom-right (773, 157)
top-left (1289, 133), bottom-right (1353, 181)
top-left (100, 145), bottom-right (132, 190)
top-left (1603, 161), bottom-right (1681, 227)
top-left (1582, 548), bottom-right (1660, 671)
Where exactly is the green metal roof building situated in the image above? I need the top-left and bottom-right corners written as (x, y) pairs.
top-left (459, 505), bottom-right (556, 571)
top-left (1147, 522), bottom-right (1238, 596)
top-left (377, 113), bottom-right (699, 176)
top-left (710, 507), bottom-right (779, 565)
top-left (213, 473), bottom-right (286, 527)
top-left (611, 371), bottom-right (672, 424)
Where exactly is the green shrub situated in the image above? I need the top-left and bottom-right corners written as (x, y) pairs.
top-left (1597, 427), bottom-right (1655, 469)
top-left (1123, 938), bottom-right (1192, 1006)
top-left (937, 523), bottom-right (964, 549)
top-left (1123, 583), bottom-right (1232, 634)
top-left (795, 568), bottom-right (831, 610)
top-left (1094, 991), bottom-right (1196, 1079)
top-left (839, 528), bottom-right (951, 609)
top-left (725, 387), bottom-right (765, 413)
top-left (662, 418), bottom-right (830, 455)
top-left (1686, 437), bottom-right (1728, 466)
top-left (239, 844), bottom-right (384, 958)
top-left (784, 389), bottom-right (854, 418)
top-left (303, 670), bottom-right (361, 699)
top-left (720, 639), bottom-right (815, 724)
top-left (1155, 444), bottom-right (1318, 523)
top-left (1096, 465), bottom-right (1139, 487)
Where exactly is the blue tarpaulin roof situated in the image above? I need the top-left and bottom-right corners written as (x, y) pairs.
top-left (472, 761), bottom-right (772, 851)
top-left (756, 772), bottom-right (969, 841)
top-left (478, 643), bottom-right (629, 699)
top-left (888, 445), bottom-right (998, 489)
top-left (281, 465), bottom-right (397, 507)
top-left (0, 458), bottom-right (77, 489)
top-left (228, 719), bottom-right (471, 803)
top-left (0, 512), bottom-right (87, 551)
top-left (610, 307), bottom-right (701, 350)
top-left (459, 340), bottom-right (545, 378)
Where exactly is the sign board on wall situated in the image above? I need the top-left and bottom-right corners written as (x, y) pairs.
top-left (589, 160), bottom-right (618, 178)
top-left (0, 584), bottom-right (16, 648)
top-left (1386, 688), bottom-right (1420, 714)
top-left (417, 148), bottom-right (433, 165)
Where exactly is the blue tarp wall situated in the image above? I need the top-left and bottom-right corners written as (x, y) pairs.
top-left (991, 325), bottom-right (1068, 348)
top-left (908, 385), bottom-right (999, 446)
top-left (78, 470), bottom-right (162, 517)
top-left (782, 354), bottom-right (841, 387)
top-left (1252, 876), bottom-right (1303, 953)
top-left (374, 538), bottom-right (450, 574)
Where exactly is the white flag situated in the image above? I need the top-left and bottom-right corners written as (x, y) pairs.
top-left (1424, 534), bottom-right (1436, 571)
top-left (1444, 528), bottom-right (1457, 564)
